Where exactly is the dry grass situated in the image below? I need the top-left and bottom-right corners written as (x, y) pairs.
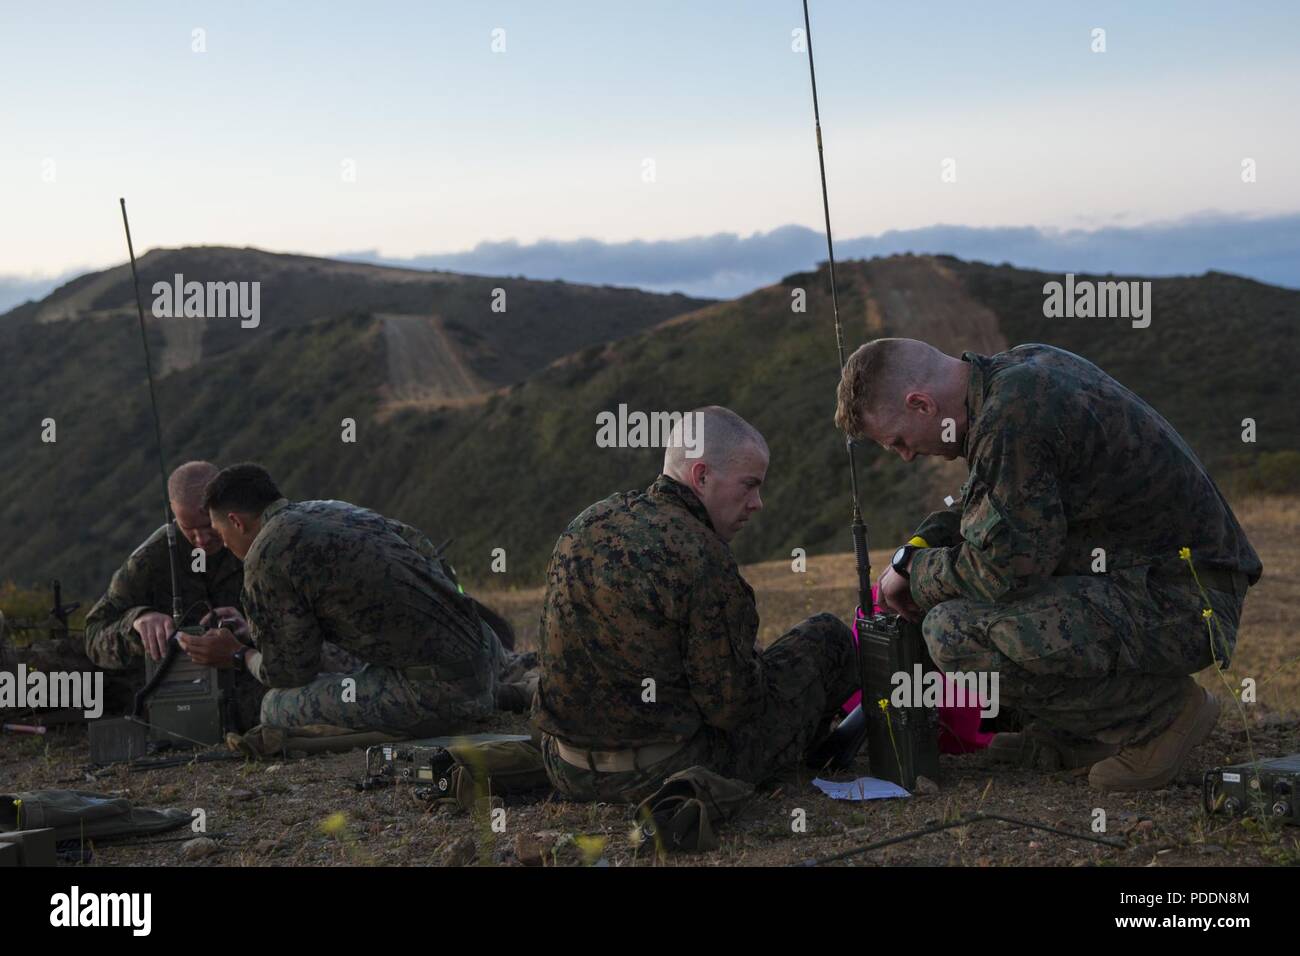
top-left (485, 494), bottom-right (1299, 715)
top-left (2, 495), bottom-right (1295, 867)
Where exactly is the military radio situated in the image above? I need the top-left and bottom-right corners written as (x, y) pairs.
top-left (855, 611), bottom-right (941, 788)
top-left (1204, 754), bottom-right (1300, 825)
top-left (139, 617), bottom-right (240, 750)
top-left (361, 734), bottom-right (535, 800)
top-left (807, 610), bottom-right (942, 790)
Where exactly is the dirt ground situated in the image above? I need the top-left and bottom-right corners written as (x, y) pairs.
top-left (3, 498), bottom-right (1297, 867)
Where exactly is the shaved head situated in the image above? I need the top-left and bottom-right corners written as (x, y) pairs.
top-left (167, 461), bottom-right (224, 556)
top-left (663, 406), bottom-right (768, 479)
top-left (168, 460), bottom-right (219, 510)
top-left (663, 406), bottom-right (768, 542)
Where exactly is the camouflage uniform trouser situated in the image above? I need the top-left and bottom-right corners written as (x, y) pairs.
top-left (259, 633), bottom-right (504, 736)
top-left (259, 664), bottom-right (499, 735)
top-left (541, 612), bottom-right (858, 804)
top-left (921, 567), bottom-right (1246, 747)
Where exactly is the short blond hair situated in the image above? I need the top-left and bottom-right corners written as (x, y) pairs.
top-left (834, 338), bottom-right (943, 440)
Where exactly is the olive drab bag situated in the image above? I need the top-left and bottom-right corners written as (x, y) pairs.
top-left (1, 790), bottom-right (191, 841)
top-left (444, 738), bottom-right (551, 810)
top-left (634, 766), bottom-right (755, 853)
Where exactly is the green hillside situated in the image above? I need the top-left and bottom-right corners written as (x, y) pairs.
top-left (2, 252), bottom-right (1294, 602)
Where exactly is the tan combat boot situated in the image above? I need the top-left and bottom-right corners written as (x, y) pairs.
top-left (988, 727), bottom-right (1119, 770)
top-left (1088, 680), bottom-right (1220, 792)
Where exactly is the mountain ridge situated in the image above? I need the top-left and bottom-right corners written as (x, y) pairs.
top-left (2, 250), bottom-right (1294, 596)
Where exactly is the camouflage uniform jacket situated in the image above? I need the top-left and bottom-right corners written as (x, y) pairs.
top-left (242, 499), bottom-right (491, 688)
top-left (908, 344), bottom-right (1263, 609)
top-left (535, 475), bottom-right (766, 750)
top-left (84, 522), bottom-right (244, 669)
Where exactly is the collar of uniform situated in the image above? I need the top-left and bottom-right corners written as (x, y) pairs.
top-left (261, 497), bottom-right (291, 523)
top-left (649, 474), bottom-right (717, 534)
top-left (959, 351), bottom-right (991, 459)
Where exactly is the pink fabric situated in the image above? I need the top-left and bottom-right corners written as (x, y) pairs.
top-left (841, 584), bottom-right (993, 754)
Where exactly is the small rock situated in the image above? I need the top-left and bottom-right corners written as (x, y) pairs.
top-left (228, 788), bottom-right (256, 802)
top-left (252, 839), bottom-right (284, 855)
top-left (1135, 820), bottom-right (1155, 834)
top-left (180, 837), bottom-right (219, 862)
top-left (1028, 840), bottom-right (1041, 849)
top-left (265, 764), bottom-right (282, 773)
top-left (1198, 844), bottom-right (1225, 855)
top-left (514, 830), bottom-right (561, 867)
top-left (913, 775), bottom-right (940, 795)
top-left (440, 835), bottom-right (476, 867)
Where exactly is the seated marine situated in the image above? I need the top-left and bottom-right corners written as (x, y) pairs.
top-left (82, 460), bottom-right (264, 728)
top-left (535, 405), bottom-right (859, 804)
top-left (183, 463), bottom-right (510, 736)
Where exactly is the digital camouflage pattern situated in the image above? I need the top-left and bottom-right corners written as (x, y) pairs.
top-left (536, 474), bottom-right (858, 803)
top-left (906, 345), bottom-right (1261, 745)
top-left (84, 522), bottom-right (245, 668)
top-left (242, 499), bottom-right (499, 734)
top-left (79, 522), bottom-right (264, 726)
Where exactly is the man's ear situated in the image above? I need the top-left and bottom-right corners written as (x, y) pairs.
top-left (905, 390), bottom-right (936, 416)
top-left (688, 459), bottom-right (709, 490)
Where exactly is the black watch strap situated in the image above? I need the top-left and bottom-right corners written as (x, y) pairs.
top-left (893, 544), bottom-right (918, 579)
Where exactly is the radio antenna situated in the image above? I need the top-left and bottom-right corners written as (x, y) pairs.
top-left (119, 198), bottom-right (184, 628)
top-left (801, 0), bottom-right (874, 766)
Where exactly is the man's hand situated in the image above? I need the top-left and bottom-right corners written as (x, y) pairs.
top-left (132, 611), bottom-right (176, 661)
top-left (877, 566), bottom-right (922, 623)
top-left (202, 606), bottom-right (250, 642)
top-left (179, 627), bottom-right (242, 668)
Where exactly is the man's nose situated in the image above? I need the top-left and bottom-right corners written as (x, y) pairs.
top-left (751, 492), bottom-right (763, 511)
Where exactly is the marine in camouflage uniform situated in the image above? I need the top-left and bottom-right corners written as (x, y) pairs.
top-left (81, 522), bottom-right (266, 729)
top-left (898, 345), bottom-right (1261, 748)
top-left (240, 499), bottom-right (504, 735)
top-left (536, 475), bottom-right (858, 805)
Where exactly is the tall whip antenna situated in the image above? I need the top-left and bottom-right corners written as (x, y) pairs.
top-left (119, 198), bottom-right (184, 627)
top-left (801, 1), bottom-right (876, 770)
top-left (800, 1), bottom-right (873, 615)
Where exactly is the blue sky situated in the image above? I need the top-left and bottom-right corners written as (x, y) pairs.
top-left (2, 0), bottom-right (1298, 299)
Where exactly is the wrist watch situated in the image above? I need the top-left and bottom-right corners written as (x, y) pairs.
top-left (231, 646), bottom-right (251, 673)
top-left (891, 544), bottom-right (919, 579)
